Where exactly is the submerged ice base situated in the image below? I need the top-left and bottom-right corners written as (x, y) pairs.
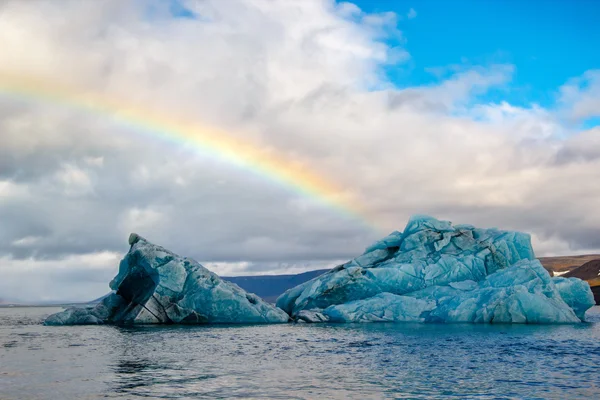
top-left (277, 215), bottom-right (595, 324)
top-left (45, 234), bottom-right (289, 325)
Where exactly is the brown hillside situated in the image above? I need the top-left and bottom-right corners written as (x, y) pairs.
top-left (538, 254), bottom-right (600, 274)
top-left (558, 259), bottom-right (600, 305)
top-left (563, 260), bottom-right (600, 281)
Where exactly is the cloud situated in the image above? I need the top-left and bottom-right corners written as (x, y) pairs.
top-left (388, 64), bottom-right (515, 112)
top-left (11, 236), bottom-right (42, 247)
top-left (559, 69), bottom-right (600, 121)
top-left (407, 8), bottom-right (417, 19)
top-left (0, 251), bottom-right (121, 303)
top-left (0, 0), bottom-right (599, 302)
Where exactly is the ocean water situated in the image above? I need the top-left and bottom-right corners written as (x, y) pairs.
top-left (1, 307), bottom-right (600, 399)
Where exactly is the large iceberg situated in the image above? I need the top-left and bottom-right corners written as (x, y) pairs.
top-left (45, 234), bottom-right (290, 325)
top-left (277, 215), bottom-right (595, 324)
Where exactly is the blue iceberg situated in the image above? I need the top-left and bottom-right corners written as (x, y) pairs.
top-left (277, 215), bottom-right (595, 324)
top-left (45, 234), bottom-right (290, 325)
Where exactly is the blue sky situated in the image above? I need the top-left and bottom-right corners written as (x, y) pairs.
top-left (354, 0), bottom-right (600, 112)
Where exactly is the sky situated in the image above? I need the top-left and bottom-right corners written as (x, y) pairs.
top-left (1, 0), bottom-right (599, 302)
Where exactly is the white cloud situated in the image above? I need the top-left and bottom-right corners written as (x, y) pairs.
top-left (407, 8), bottom-right (417, 19)
top-left (84, 156), bottom-right (104, 167)
top-left (11, 236), bottom-right (42, 247)
top-left (0, 0), bottom-right (599, 302)
top-left (53, 163), bottom-right (94, 197)
top-left (120, 207), bottom-right (167, 236)
top-left (206, 260), bottom-right (344, 277)
top-left (559, 69), bottom-right (600, 120)
top-left (0, 180), bottom-right (29, 199)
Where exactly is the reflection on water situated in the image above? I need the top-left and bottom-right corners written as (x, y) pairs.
top-left (113, 358), bottom-right (154, 392)
top-left (1, 307), bottom-right (600, 399)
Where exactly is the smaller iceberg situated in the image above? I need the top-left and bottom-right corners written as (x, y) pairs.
top-left (45, 233), bottom-right (290, 325)
top-left (277, 215), bottom-right (595, 324)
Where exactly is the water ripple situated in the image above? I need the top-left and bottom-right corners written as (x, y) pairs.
top-left (1, 307), bottom-right (600, 399)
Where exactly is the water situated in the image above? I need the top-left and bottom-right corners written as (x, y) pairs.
top-left (1, 307), bottom-right (600, 399)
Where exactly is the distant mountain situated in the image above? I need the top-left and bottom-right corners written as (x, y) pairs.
top-left (223, 269), bottom-right (329, 303)
top-left (83, 269), bottom-right (330, 305)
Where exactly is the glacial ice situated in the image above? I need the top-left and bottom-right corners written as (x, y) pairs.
top-left (45, 233), bottom-right (290, 325)
top-left (277, 215), bottom-right (595, 324)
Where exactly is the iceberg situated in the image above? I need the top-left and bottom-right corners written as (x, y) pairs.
top-left (277, 215), bottom-right (595, 324)
top-left (45, 234), bottom-right (290, 325)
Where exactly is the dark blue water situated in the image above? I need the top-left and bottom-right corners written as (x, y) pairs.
top-left (1, 307), bottom-right (600, 399)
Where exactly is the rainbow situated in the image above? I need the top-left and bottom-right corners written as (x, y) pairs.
top-left (0, 72), bottom-right (375, 230)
